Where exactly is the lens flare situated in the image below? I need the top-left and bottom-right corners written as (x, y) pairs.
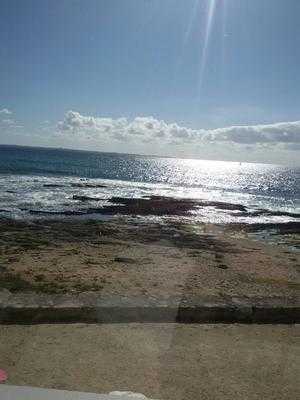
top-left (176, 0), bottom-right (226, 97)
top-left (175, 0), bottom-right (200, 78)
top-left (198, 0), bottom-right (217, 93)
top-left (221, 0), bottom-right (228, 87)
top-left (183, 0), bottom-right (200, 47)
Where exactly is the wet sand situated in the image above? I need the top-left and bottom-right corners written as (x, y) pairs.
top-left (0, 217), bottom-right (299, 300)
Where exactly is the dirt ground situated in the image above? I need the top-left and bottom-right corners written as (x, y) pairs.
top-left (0, 323), bottom-right (299, 400)
top-left (0, 219), bottom-right (299, 299)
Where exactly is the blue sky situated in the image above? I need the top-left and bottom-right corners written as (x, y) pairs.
top-left (1, 0), bottom-right (300, 164)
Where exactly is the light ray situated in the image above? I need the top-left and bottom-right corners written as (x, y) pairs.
top-left (175, 0), bottom-right (200, 79)
top-left (183, 0), bottom-right (200, 47)
top-left (198, 0), bottom-right (217, 93)
top-left (221, 0), bottom-right (228, 88)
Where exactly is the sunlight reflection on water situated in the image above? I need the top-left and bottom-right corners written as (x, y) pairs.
top-left (0, 149), bottom-right (298, 223)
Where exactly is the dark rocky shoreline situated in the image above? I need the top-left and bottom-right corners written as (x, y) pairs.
top-left (11, 195), bottom-right (300, 223)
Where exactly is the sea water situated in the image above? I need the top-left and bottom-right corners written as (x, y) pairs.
top-left (0, 145), bottom-right (299, 223)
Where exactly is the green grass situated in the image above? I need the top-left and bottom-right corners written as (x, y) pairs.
top-left (0, 272), bottom-right (106, 294)
top-left (254, 277), bottom-right (300, 290)
top-left (0, 273), bottom-right (34, 292)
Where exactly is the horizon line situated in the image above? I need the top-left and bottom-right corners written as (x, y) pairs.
top-left (0, 143), bottom-right (284, 167)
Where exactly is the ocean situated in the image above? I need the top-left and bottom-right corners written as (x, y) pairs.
top-left (0, 145), bottom-right (299, 223)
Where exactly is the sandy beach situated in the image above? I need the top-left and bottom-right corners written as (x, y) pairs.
top-left (0, 216), bottom-right (299, 300)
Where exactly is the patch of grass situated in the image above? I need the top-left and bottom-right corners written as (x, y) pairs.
top-left (34, 274), bottom-right (45, 282)
top-left (36, 282), bottom-right (68, 294)
top-left (0, 268), bottom-right (108, 294)
top-left (0, 233), bottom-right (51, 252)
top-left (254, 277), bottom-right (300, 290)
top-left (0, 272), bottom-right (66, 294)
top-left (13, 235), bottom-right (51, 250)
top-left (0, 273), bottom-right (34, 292)
top-left (74, 282), bottom-right (104, 291)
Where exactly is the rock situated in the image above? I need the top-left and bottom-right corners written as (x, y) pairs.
top-left (235, 209), bottom-right (300, 219)
top-left (27, 209), bottom-right (86, 216)
top-left (43, 184), bottom-right (65, 188)
top-left (233, 221), bottom-right (300, 235)
top-left (114, 257), bottom-right (137, 264)
top-left (73, 195), bottom-right (103, 202)
top-left (0, 265), bottom-right (7, 273)
top-left (217, 264), bottom-right (228, 270)
top-left (105, 196), bottom-right (247, 216)
top-left (71, 183), bottom-right (107, 188)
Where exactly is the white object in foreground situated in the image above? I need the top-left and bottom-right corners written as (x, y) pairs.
top-left (0, 385), bottom-right (157, 399)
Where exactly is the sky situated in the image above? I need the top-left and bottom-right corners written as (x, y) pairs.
top-left (1, 0), bottom-right (300, 164)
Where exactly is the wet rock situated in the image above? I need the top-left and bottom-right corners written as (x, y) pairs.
top-left (235, 209), bottom-right (300, 219)
top-left (232, 221), bottom-right (300, 235)
top-left (20, 195), bottom-right (249, 218)
top-left (27, 209), bottom-right (86, 216)
top-left (106, 196), bottom-right (200, 216)
top-left (105, 196), bottom-right (247, 216)
top-left (200, 201), bottom-right (246, 212)
top-left (43, 184), bottom-right (65, 188)
top-left (71, 183), bottom-right (107, 188)
top-left (73, 195), bottom-right (104, 202)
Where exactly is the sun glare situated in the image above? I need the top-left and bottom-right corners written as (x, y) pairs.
top-left (198, 0), bottom-right (217, 92)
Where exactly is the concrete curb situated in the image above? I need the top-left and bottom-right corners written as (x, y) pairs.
top-left (0, 385), bottom-right (155, 399)
top-left (0, 291), bottom-right (299, 324)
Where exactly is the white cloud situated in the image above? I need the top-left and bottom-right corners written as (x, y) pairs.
top-left (0, 108), bottom-right (12, 115)
top-left (57, 111), bottom-right (127, 139)
top-left (57, 111), bottom-right (300, 149)
top-left (57, 111), bottom-right (198, 143)
top-left (202, 121), bottom-right (300, 144)
top-left (1, 119), bottom-right (14, 125)
top-left (0, 108), bottom-right (22, 130)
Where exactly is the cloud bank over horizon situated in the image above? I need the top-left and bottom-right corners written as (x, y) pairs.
top-left (0, 108), bottom-right (12, 115)
top-left (0, 108), bottom-right (22, 130)
top-left (1, 108), bottom-right (300, 164)
top-left (57, 110), bottom-right (300, 149)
